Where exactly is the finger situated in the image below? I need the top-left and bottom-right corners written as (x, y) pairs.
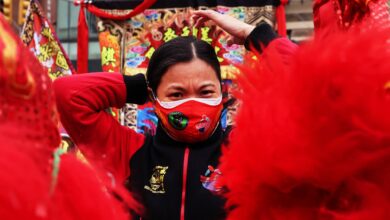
top-left (192, 10), bottom-right (219, 20)
top-left (190, 14), bottom-right (202, 24)
top-left (193, 18), bottom-right (204, 28)
top-left (191, 16), bottom-right (205, 27)
top-left (226, 37), bottom-right (234, 47)
top-left (192, 10), bottom-right (209, 18)
top-left (193, 17), bottom-right (208, 28)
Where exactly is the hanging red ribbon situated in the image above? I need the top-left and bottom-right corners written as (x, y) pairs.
top-left (77, 5), bottom-right (89, 73)
top-left (276, 0), bottom-right (288, 37)
top-left (86, 0), bottom-right (157, 20)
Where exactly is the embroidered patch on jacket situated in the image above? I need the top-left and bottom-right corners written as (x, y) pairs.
top-left (200, 165), bottom-right (222, 193)
top-left (144, 166), bottom-right (168, 194)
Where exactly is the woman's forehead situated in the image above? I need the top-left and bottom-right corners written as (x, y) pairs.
top-left (161, 59), bottom-right (220, 82)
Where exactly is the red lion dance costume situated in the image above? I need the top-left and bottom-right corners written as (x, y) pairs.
top-left (313, 0), bottom-right (390, 35)
top-left (0, 14), bottom-right (138, 220)
top-left (220, 4), bottom-right (390, 220)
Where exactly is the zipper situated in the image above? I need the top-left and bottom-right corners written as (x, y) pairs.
top-left (180, 147), bottom-right (190, 220)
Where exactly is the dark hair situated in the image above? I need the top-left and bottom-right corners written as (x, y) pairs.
top-left (146, 36), bottom-right (221, 94)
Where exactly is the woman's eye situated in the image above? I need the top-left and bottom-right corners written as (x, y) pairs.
top-left (200, 90), bottom-right (214, 96)
top-left (170, 92), bottom-right (183, 98)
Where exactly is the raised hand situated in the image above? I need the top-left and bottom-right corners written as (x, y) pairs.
top-left (192, 9), bottom-right (255, 45)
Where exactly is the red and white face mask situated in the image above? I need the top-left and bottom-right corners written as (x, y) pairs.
top-left (154, 96), bottom-right (223, 143)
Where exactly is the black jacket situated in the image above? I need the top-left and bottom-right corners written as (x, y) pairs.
top-left (127, 124), bottom-right (230, 220)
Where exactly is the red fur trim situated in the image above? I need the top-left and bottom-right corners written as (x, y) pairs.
top-left (0, 15), bottom-right (139, 219)
top-left (221, 24), bottom-right (390, 219)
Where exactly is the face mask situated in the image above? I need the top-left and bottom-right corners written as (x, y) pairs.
top-left (154, 96), bottom-right (223, 143)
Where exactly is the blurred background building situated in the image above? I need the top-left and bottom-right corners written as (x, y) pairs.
top-left (286, 0), bottom-right (313, 42)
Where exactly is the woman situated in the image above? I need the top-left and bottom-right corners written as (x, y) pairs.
top-left (54, 10), bottom-right (296, 220)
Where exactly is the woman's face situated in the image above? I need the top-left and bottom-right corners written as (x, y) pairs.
top-left (156, 58), bottom-right (222, 102)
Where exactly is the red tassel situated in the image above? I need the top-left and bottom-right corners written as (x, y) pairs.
top-left (276, 0), bottom-right (288, 37)
top-left (77, 5), bottom-right (89, 74)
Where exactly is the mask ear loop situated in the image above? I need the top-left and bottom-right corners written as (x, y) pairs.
top-left (146, 80), bottom-right (158, 101)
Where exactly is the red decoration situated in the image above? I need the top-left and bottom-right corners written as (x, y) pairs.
top-left (86, 0), bottom-right (157, 21)
top-left (77, 5), bottom-right (89, 73)
top-left (220, 24), bottom-right (390, 220)
top-left (276, 0), bottom-right (288, 37)
top-left (0, 14), bottom-right (140, 220)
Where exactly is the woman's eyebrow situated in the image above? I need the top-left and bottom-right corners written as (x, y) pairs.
top-left (199, 83), bottom-right (217, 90)
top-left (167, 84), bottom-right (186, 91)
